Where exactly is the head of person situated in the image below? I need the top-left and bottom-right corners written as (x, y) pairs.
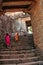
top-left (6, 33), bottom-right (9, 36)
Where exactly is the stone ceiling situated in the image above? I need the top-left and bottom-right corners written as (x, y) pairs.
top-left (0, 0), bottom-right (37, 14)
top-left (0, 0), bottom-right (34, 12)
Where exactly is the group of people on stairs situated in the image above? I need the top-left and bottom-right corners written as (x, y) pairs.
top-left (5, 32), bottom-right (19, 48)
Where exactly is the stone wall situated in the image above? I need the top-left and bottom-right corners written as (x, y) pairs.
top-left (0, 15), bottom-right (13, 38)
top-left (0, 15), bottom-right (27, 38)
top-left (31, 0), bottom-right (43, 54)
top-left (14, 18), bottom-right (27, 32)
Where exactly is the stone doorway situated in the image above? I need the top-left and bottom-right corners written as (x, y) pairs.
top-left (0, 0), bottom-right (43, 55)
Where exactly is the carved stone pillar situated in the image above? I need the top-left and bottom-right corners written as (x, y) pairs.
top-left (31, 0), bottom-right (43, 53)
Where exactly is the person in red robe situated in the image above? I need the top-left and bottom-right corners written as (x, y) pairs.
top-left (5, 33), bottom-right (10, 48)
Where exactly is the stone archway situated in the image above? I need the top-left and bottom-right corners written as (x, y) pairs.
top-left (0, 0), bottom-right (43, 54)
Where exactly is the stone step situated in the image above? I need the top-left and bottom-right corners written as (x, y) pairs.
top-left (0, 54), bottom-right (36, 58)
top-left (0, 48), bottom-right (36, 51)
top-left (0, 43), bottom-right (29, 46)
top-left (1, 61), bottom-right (43, 65)
top-left (0, 43), bottom-right (32, 49)
top-left (0, 51), bottom-right (35, 55)
top-left (0, 45), bottom-right (34, 50)
top-left (0, 45), bottom-right (31, 50)
top-left (11, 44), bottom-right (34, 49)
top-left (0, 50), bottom-right (37, 55)
top-left (0, 41), bottom-right (34, 45)
top-left (11, 46), bottom-right (30, 48)
top-left (0, 57), bottom-right (39, 64)
top-left (0, 44), bottom-right (29, 48)
top-left (0, 53), bottom-right (36, 59)
top-left (0, 41), bottom-right (34, 50)
top-left (0, 48), bottom-right (32, 51)
top-left (11, 44), bottom-right (29, 47)
top-left (0, 49), bottom-right (36, 54)
top-left (0, 47), bottom-right (35, 51)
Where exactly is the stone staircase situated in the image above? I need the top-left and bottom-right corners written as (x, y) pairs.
top-left (0, 35), bottom-right (43, 65)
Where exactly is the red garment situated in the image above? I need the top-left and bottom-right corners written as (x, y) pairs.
top-left (5, 35), bottom-right (10, 46)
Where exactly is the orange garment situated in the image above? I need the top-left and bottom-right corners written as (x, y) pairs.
top-left (15, 32), bottom-right (19, 41)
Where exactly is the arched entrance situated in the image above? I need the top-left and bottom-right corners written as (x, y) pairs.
top-left (0, 0), bottom-right (43, 55)
top-left (0, 11), bottom-right (35, 50)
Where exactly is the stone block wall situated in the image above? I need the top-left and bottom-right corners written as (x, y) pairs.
top-left (0, 15), bottom-right (27, 39)
top-left (31, 0), bottom-right (43, 55)
top-left (0, 15), bottom-right (13, 38)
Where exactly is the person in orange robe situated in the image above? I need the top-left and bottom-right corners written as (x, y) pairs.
top-left (15, 32), bottom-right (19, 41)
